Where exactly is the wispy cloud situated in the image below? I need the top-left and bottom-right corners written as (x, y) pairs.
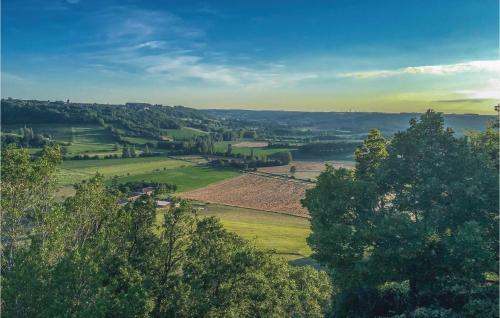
top-left (95, 6), bottom-right (204, 46)
top-left (338, 60), bottom-right (500, 79)
top-left (72, 6), bottom-right (316, 88)
top-left (133, 41), bottom-right (167, 50)
top-left (87, 51), bottom-right (316, 87)
top-left (1, 72), bottom-right (25, 82)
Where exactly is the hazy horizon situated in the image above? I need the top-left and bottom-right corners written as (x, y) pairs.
top-left (2, 0), bottom-right (499, 114)
top-left (4, 97), bottom-right (498, 116)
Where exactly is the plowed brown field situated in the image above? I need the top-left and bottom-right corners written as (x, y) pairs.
top-left (179, 174), bottom-right (314, 218)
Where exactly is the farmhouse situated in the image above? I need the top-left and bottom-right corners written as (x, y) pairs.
top-left (141, 187), bottom-right (155, 195)
top-left (127, 191), bottom-right (143, 201)
top-left (156, 200), bottom-right (172, 208)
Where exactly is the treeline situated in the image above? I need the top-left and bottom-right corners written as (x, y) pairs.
top-left (1, 145), bottom-right (332, 317)
top-left (110, 180), bottom-right (177, 194)
top-left (0, 126), bottom-right (57, 149)
top-left (298, 141), bottom-right (361, 155)
top-left (209, 151), bottom-right (292, 170)
top-left (157, 136), bottom-right (215, 155)
top-left (1, 98), bottom-right (212, 140)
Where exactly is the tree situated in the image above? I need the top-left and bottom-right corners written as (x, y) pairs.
top-left (122, 146), bottom-right (131, 158)
top-left (354, 128), bottom-right (387, 182)
top-left (269, 151), bottom-right (293, 165)
top-left (2, 145), bottom-right (333, 317)
top-left (303, 110), bottom-right (499, 316)
top-left (1, 145), bottom-right (61, 271)
top-left (130, 146), bottom-right (137, 158)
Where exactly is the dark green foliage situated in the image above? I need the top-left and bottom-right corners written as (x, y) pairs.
top-left (268, 150), bottom-right (293, 165)
top-left (1, 145), bottom-right (332, 317)
top-left (303, 110), bottom-right (499, 316)
top-left (112, 180), bottom-right (177, 194)
top-left (1, 126), bottom-right (55, 149)
top-left (298, 141), bottom-right (361, 156)
top-left (1, 98), bottom-right (211, 140)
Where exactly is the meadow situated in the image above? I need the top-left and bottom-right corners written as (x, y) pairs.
top-left (170, 203), bottom-right (312, 261)
top-left (113, 165), bottom-right (239, 192)
top-left (4, 123), bottom-right (118, 156)
top-left (165, 127), bottom-right (208, 140)
top-left (57, 156), bottom-right (239, 192)
top-left (214, 140), bottom-right (295, 157)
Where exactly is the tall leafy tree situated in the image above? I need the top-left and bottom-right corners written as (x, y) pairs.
top-left (303, 110), bottom-right (499, 316)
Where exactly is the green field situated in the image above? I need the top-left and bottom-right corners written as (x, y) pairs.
top-left (192, 203), bottom-right (312, 261)
top-left (57, 156), bottom-right (239, 192)
top-left (3, 123), bottom-right (117, 156)
top-left (121, 136), bottom-right (158, 145)
top-left (165, 127), bottom-right (208, 140)
top-left (114, 166), bottom-right (239, 192)
top-left (214, 141), bottom-right (295, 157)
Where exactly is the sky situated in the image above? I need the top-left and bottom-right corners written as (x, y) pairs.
top-left (2, 0), bottom-right (499, 114)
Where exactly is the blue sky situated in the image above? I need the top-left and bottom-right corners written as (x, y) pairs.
top-left (2, 0), bottom-right (498, 113)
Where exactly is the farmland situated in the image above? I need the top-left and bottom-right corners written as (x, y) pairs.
top-left (258, 159), bottom-right (355, 180)
top-left (214, 140), bottom-right (295, 157)
top-left (3, 123), bottom-right (118, 156)
top-left (57, 156), bottom-right (239, 192)
top-left (232, 141), bottom-right (269, 148)
top-left (113, 165), bottom-right (239, 192)
top-left (179, 174), bottom-right (313, 218)
top-left (164, 127), bottom-right (208, 140)
top-left (194, 203), bottom-right (312, 261)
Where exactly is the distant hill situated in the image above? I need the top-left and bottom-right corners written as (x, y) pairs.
top-left (1, 99), bottom-right (214, 139)
top-left (202, 109), bottom-right (496, 135)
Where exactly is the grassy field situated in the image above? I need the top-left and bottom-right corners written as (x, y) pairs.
top-left (198, 204), bottom-right (311, 261)
top-left (165, 127), bottom-right (208, 140)
top-left (3, 123), bottom-right (117, 156)
top-left (113, 165), bottom-right (239, 192)
top-left (214, 141), bottom-right (295, 157)
top-left (121, 136), bottom-right (158, 145)
top-left (58, 156), bottom-right (190, 184)
top-left (57, 156), bottom-right (239, 192)
top-left (167, 203), bottom-right (312, 261)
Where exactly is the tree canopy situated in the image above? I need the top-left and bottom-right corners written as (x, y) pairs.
top-left (303, 110), bottom-right (499, 317)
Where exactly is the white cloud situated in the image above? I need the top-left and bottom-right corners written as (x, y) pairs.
top-left (107, 54), bottom-right (316, 87)
top-left (101, 7), bottom-right (203, 42)
top-left (133, 41), bottom-right (167, 49)
top-left (338, 60), bottom-right (500, 79)
top-left (68, 6), bottom-right (316, 88)
top-left (454, 78), bottom-right (500, 100)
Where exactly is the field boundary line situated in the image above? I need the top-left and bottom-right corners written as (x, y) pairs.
top-left (178, 199), bottom-right (311, 219)
top-left (243, 170), bottom-right (315, 185)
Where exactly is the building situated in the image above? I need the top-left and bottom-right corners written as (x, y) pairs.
top-left (156, 200), bottom-right (172, 208)
top-left (141, 187), bottom-right (156, 195)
